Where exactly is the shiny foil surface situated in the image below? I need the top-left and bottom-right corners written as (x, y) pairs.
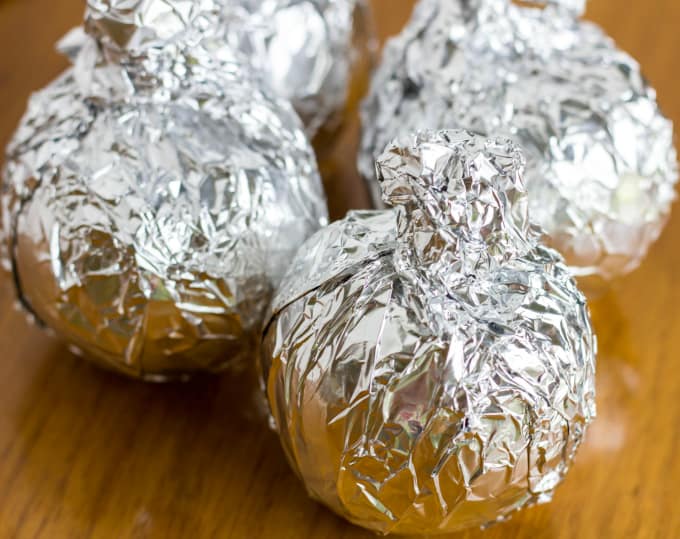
top-left (1, 0), bottom-right (328, 380)
top-left (263, 130), bottom-right (596, 535)
top-left (360, 0), bottom-right (678, 280)
top-left (220, 0), bottom-right (375, 137)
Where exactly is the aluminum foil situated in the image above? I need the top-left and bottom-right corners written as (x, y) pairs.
top-left (263, 130), bottom-right (596, 535)
top-left (220, 0), bottom-right (375, 138)
top-left (1, 0), bottom-right (328, 380)
top-left (359, 0), bottom-right (678, 280)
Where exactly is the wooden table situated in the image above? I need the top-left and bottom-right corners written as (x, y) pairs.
top-left (0, 1), bottom-right (678, 537)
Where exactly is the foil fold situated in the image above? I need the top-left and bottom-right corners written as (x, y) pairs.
top-left (264, 130), bottom-right (596, 535)
top-left (359, 0), bottom-right (677, 280)
top-left (2, 0), bottom-right (328, 379)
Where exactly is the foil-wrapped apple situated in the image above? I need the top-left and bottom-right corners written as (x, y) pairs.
top-left (263, 130), bottom-right (596, 534)
top-left (360, 0), bottom-right (677, 281)
top-left (2, 0), bottom-right (327, 380)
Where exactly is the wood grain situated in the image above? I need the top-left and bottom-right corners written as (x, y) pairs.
top-left (0, 1), bottom-right (679, 537)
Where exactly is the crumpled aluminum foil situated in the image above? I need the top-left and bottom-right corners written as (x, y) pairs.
top-left (359, 0), bottom-right (678, 281)
top-left (1, 0), bottom-right (328, 380)
top-left (220, 0), bottom-right (375, 138)
top-left (263, 130), bottom-right (596, 535)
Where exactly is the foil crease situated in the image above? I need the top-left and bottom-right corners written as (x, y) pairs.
top-left (359, 0), bottom-right (678, 280)
top-left (220, 0), bottom-right (374, 137)
top-left (263, 130), bottom-right (596, 535)
top-left (2, 0), bottom-right (328, 380)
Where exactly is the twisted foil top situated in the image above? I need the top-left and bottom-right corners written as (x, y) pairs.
top-left (360, 0), bottom-right (677, 280)
top-left (78, 0), bottom-right (373, 136)
top-left (264, 130), bottom-right (596, 534)
top-left (57, 0), bottom-right (254, 102)
top-left (85, 0), bottom-right (219, 54)
top-left (2, 1), bottom-right (327, 379)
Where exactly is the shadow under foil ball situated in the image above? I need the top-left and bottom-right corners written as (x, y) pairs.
top-left (263, 130), bottom-right (596, 535)
top-left (360, 0), bottom-right (678, 282)
top-left (1, 0), bottom-right (327, 381)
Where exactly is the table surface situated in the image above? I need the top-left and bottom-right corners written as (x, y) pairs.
top-left (1, 1), bottom-right (679, 538)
